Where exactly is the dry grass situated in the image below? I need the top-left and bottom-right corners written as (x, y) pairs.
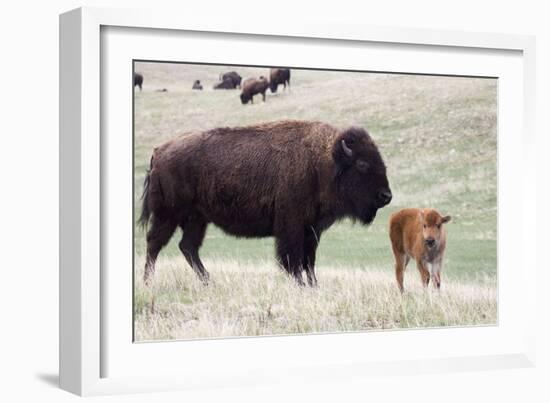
top-left (134, 258), bottom-right (497, 341)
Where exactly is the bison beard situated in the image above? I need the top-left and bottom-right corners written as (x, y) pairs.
top-left (139, 120), bottom-right (392, 286)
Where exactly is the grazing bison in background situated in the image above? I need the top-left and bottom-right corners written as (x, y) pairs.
top-left (213, 78), bottom-right (236, 89)
top-left (139, 120), bottom-right (392, 286)
top-left (214, 71), bottom-right (242, 89)
top-left (192, 80), bottom-right (203, 90)
top-left (240, 77), bottom-right (269, 104)
top-left (269, 68), bottom-right (291, 93)
top-left (389, 208), bottom-right (451, 293)
top-left (221, 71), bottom-right (242, 88)
top-left (134, 72), bottom-right (143, 91)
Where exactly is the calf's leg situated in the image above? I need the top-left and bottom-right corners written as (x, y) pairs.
top-left (416, 258), bottom-right (430, 288)
top-left (431, 259), bottom-right (442, 290)
top-left (390, 236), bottom-right (408, 293)
top-left (393, 253), bottom-right (408, 293)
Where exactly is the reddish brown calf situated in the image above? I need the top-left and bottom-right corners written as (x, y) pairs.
top-left (389, 208), bottom-right (451, 292)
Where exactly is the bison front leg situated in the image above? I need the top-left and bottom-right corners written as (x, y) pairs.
top-left (303, 227), bottom-right (321, 287)
top-left (275, 229), bottom-right (306, 287)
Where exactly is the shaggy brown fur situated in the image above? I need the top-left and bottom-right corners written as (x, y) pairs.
top-left (134, 72), bottom-right (143, 91)
top-left (269, 68), bottom-right (291, 93)
top-left (140, 120), bottom-right (392, 286)
top-left (389, 208), bottom-right (451, 292)
top-left (240, 77), bottom-right (269, 104)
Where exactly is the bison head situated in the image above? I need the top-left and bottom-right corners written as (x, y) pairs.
top-left (419, 209), bottom-right (451, 249)
top-left (240, 93), bottom-right (251, 104)
top-left (332, 127), bottom-right (392, 224)
top-left (269, 81), bottom-right (278, 93)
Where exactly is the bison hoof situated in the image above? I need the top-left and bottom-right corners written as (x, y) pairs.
top-left (200, 272), bottom-right (210, 285)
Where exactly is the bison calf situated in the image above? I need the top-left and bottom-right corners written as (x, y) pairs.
top-left (240, 77), bottom-right (269, 104)
top-left (389, 208), bottom-right (451, 292)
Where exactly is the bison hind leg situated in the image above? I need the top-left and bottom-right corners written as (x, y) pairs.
top-left (144, 214), bottom-right (178, 284)
top-left (178, 217), bottom-right (210, 284)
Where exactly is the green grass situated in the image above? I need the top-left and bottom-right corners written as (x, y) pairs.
top-left (133, 62), bottom-right (497, 340)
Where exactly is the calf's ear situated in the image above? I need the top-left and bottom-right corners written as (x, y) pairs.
top-left (441, 215), bottom-right (452, 224)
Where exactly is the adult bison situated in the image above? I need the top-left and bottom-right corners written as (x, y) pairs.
top-left (134, 72), bottom-right (143, 91)
top-left (214, 71), bottom-right (242, 89)
top-left (269, 68), bottom-right (290, 93)
top-left (139, 120), bottom-right (392, 286)
top-left (240, 77), bottom-right (269, 104)
top-left (389, 208), bottom-right (451, 292)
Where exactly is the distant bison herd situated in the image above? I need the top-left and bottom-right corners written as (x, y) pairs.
top-left (134, 67), bottom-right (291, 105)
top-left (137, 67), bottom-right (453, 292)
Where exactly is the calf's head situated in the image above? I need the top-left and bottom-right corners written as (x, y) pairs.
top-left (332, 127), bottom-right (392, 224)
top-left (419, 209), bottom-right (451, 249)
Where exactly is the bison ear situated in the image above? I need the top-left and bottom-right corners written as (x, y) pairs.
top-left (441, 215), bottom-right (451, 224)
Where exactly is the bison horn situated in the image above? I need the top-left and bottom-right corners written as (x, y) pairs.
top-left (341, 139), bottom-right (353, 158)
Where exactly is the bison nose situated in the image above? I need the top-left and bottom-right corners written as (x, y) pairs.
top-left (377, 190), bottom-right (392, 206)
top-left (425, 238), bottom-right (436, 247)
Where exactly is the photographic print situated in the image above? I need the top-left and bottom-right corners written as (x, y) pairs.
top-left (133, 61), bottom-right (497, 342)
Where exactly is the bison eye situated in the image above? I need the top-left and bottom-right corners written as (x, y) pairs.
top-left (356, 159), bottom-right (369, 173)
top-left (423, 224), bottom-right (427, 229)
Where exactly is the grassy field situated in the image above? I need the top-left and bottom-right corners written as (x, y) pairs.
top-left (133, 62), bottom-right (497, 341)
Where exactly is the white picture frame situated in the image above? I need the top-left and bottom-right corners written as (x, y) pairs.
top-left (59, 6), bottom-right (537, 396)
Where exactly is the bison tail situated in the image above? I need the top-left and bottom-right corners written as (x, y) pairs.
top-left (138, 156), bottom-right (154, 229)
